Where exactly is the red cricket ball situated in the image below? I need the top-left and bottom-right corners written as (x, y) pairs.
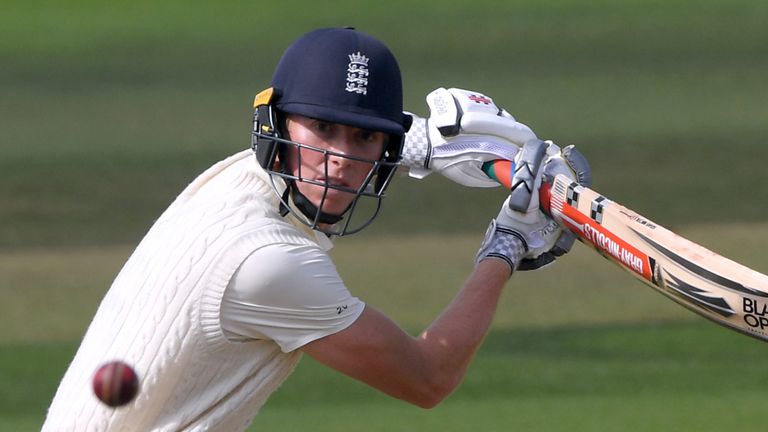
top-left (92, 360), bottom-right (140, 407)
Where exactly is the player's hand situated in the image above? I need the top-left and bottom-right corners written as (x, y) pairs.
top-left (401, 87), bottom-right (537, 187)
top-left (475, 195), bottom-right (562, 275)
top-left (512, 140), bottom-right (592, 270)
top-left (476, 140), bottom-right (564, 274)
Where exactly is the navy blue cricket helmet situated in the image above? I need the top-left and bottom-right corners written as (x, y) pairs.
top-left (252, 28), bottom-right (411, 236)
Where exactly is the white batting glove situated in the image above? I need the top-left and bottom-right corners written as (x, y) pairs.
top-left (401, 87), bottom-right (537, 188)
top-left (512, 140), bottom-right (592, 270)
top-left (476, 140), bottom-right (564, 273)
top-left (475, 196), bottom-right (562, 274)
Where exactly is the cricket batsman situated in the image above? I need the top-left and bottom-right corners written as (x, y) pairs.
top-left (43, 27), bottom-right (590, 431)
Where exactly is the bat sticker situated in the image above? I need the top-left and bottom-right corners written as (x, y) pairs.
top-left (662, 271), bottom-right (735, 318)
top-left (566, 182), bottom-right (581, 206)
top-left (633, 229), bottom-right (768, 299)
top-left (590, 196), bottom-right (609, 224)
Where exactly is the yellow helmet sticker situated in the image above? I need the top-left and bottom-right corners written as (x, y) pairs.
top-left (253, 88), bottom-right (275, 108)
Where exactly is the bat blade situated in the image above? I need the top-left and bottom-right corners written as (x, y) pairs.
top-left (484, 160), bottom-right (768, 342)
top-left (546, 174), bottom-right (768, 342)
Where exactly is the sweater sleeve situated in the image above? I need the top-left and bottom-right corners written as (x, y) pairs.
top-left (219, 243), bottom-right (364, 352)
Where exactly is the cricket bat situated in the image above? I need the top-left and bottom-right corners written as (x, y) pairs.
top-left (484, 159), bottom-right (768, 343)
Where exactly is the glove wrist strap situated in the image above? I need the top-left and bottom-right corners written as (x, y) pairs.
top-left (400, 116), bottom-right (431, 170)
top-left (476, 219), bottom-right (527, 274)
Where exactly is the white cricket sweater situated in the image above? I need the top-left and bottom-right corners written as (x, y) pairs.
top-left (42, 150), bottom-right (356, 431)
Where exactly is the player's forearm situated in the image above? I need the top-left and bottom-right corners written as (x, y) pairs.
top-left (415, 259), bottom-right (510, 404)
top-left (299, 260), bottom-right (512, 409)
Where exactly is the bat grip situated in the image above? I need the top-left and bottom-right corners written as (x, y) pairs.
top-left (481, 160), bottom-right (553, 216)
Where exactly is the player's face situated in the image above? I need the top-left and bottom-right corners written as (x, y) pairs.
top-left (284, 114), bottom-right (387, 216)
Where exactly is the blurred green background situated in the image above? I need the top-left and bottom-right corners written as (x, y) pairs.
top-left (2, 0), bottom-right (767, 430)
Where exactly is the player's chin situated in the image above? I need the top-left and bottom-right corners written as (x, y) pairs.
top-left (303, 187), bottom-right (356, 216)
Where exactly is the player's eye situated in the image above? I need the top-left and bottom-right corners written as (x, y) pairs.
top-left (314, 121), bottom-right (332, 133)
top-left (359, 130), bottom-right (375, 142)
top-left (358, 130), bottom-right (386, 145)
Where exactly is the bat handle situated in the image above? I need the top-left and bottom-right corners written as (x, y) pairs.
top-left (481, 160), bottom-right (553, 216)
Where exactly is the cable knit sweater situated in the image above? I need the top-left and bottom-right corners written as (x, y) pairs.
top-left (42, 150), bottom-right (348, 431)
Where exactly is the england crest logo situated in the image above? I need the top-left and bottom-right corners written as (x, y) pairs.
top-left (346, 51), bottom-right (369, 95)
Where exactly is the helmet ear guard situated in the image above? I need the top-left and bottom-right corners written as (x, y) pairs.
top-left (252, 88), bottom-right (282, 171)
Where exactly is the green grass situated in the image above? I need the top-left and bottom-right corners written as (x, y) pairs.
top-left (0, 246), bottom-right (128, 343)
top-left (2, 0), bottom-right (768, 430)
top-left (0, 342), bottom-right (77, 424)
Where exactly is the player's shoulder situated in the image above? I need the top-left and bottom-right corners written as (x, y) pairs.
top-left (243, 242), bottom-right (331, 280)
top-left (227, 241), bottom-right (344, 308)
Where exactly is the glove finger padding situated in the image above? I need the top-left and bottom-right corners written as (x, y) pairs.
top-left (402, 118), bottom-right (522, 187)
top-left (562, 145), bottom-right (592, 187)
top-left (516, 231), bottom-right (575, 271)
top-left (514, 142), bottom-right (592, 271)
top-left (550, 230), bottom-right (576, 256)
top-left (401, 87), bottom-right (537, 188)
top-left (426, 88), bottom-right (533, 139)
top-left (427, 135), bottom-right (521, 187)
top-left (543, 143), bottom-right (592, 187)
top-left (508, 139), bottom-right (548, 212)
top-left (428, 88), bottom-right (537, 144)
top-left (459, 112), bottom-right (538, 145)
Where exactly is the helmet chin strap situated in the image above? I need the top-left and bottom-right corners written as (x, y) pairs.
top-left (279, 183), bottom-right (344, 225)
